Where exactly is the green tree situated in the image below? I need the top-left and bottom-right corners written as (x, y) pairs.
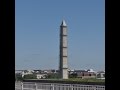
top-left (16, 74), bottom-right (23, 81)
top-left (69, 73), bottom-right (77, 78)
top-left (23, 74), bottom-right (37, 79)
top-left (47, 73), bottom-right (59, 79)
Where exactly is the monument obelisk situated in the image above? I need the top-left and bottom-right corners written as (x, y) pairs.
top-left (59, 20), bottom-right (68, 79)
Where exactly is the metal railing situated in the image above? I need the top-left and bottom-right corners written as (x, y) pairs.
top-left (15, 82), bottom-right (105, 90)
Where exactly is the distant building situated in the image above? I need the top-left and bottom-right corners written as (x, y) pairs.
top-left (96, 71), bottom-right (105, 79)
top-left (87, 69), bottom-right (95, 72)
top-left (33, 70), bottom-right (42, 74)
top-left (21, 70), bottom-right (34, 77)
top-left (36, 73), bottom-right (47, 79)
top-left (43, 69), bottom-right (53, 74)
top-left (69, 69), bottom-right (96, 79)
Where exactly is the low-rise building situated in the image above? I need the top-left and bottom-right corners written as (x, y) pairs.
top-left (96, 71), bottom-right (105, 79)
top-left (36, 73), bottom-right (47, 79)
top-left (69, 69), bottom-right (96, 79)
top-left (21, 70), bottom-right (34, 77)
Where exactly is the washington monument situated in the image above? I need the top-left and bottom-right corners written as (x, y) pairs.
top-left (59, 20), bottom-right (68, 79)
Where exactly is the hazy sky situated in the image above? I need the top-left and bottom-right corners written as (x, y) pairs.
top-left (15, 0), bottom-right (105, 71)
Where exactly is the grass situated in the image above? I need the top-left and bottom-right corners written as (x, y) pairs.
top-left (63, 78), bottom-right (105, 82)
top-left (23, 77), bottom-right (105, 83)
top-left (33, 78), bottom-right (105, 83)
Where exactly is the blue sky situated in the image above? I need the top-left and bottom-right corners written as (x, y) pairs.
top-left (15, 0), bottom-right (105, 71)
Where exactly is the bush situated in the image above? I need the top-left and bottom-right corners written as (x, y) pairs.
top-left (46, 73), bottom-right (59, 79)
top-left (16, 74), bottom-right (23, 81)
top-left (23, 74), bottom-right (37, 79)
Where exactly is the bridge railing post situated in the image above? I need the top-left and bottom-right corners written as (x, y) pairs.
top-left (70, 84), bottom-right (73, 90)
top-left (35, 83), bottom-right (37, 90)
top-left (53, 84), bottom-right (54, 90)
top-left (21, 82), bottom-right (23, 90)
top-left (51, 84), bottom-right (54, 90)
